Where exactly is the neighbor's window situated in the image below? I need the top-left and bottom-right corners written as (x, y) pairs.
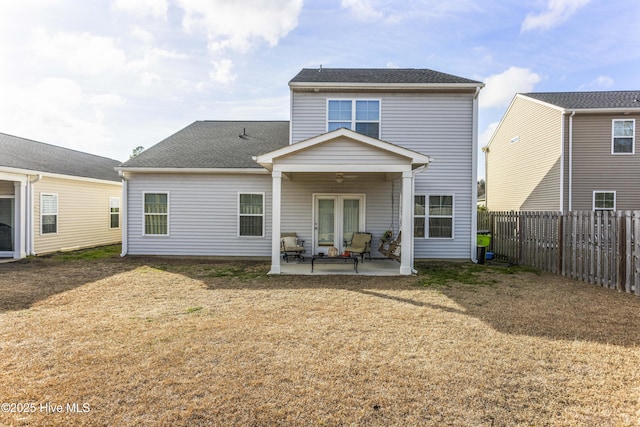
top-left (110, 197), bottom-right (120, 229)
top-left (239, 193), bottom-right (264, 237)
top-left (144, 193), bottom-right (168, 235)
top-left (41, 193), bottom-right (58, 234)
top-left (593, 191), bottom-right (616, 210)
top-left (328, 99), bottom-right (380, 138)
top-left (414, 195), bottom-right (426, 238)
top-left (428, 195), bottom-right (454, 238)
top-left (612, 119), bottom-right (635, 154)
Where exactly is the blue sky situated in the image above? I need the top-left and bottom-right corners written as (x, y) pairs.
top-left (0, 0), bottom-right (638, 178)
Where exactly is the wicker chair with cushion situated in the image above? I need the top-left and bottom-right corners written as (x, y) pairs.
top-left (344, 232), bottom-right (372, 262)
top-left (281, 232), bottom-right (305, 262)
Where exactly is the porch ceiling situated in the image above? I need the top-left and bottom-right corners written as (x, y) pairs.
top-left (283, 171), bottom-right (400, 182)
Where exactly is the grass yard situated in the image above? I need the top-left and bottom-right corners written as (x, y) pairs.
top-left (1, 246), bottom-right (640, 426)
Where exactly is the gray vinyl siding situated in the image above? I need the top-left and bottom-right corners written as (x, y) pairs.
top-left (486, 96), bottom-right (562, 211)
top-left (126, 172), bottom-right (398, 257)
top-left (126, 173), bottom-right (272, 256)
top-left (570, 113), bottom-right (640, 210)
top-left (291, 90), bottom-right (476, 259)
top-left (279, 137), bottom-right (408, 165)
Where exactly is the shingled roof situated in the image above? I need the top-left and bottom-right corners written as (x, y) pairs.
top-left (121, 121), bottom-right (289, 169)
top-left (523, 91), bottom-right (640, 110)
top-left (289, 68), bottom-right (482, 85)
top-left (0, 133), bottom-right (121, 182)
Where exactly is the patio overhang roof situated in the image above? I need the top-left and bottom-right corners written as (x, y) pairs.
top-left (254, 128), bottom-right (431, 172)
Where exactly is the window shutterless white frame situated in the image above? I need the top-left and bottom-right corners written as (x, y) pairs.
top-left (142, 192), bottom-right (169, 236)
top-left (40, 193), bottom-right (58, 235)
top-left (611, 119), bottom-right (635, 154)
top-left (109, 197), bottom-right (120, 229)
top-left (426, 194), bottom-right (455, 239)
top-left (237, 192), bottom-right (265, 237)
top-left (326, 99), bottom-right (381, 138)
top-left (593, 191), bottom-right (616, 210)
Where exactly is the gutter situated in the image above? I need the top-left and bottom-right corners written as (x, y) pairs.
top-left (28, 174), bottom-right (42, 256)
top-left (118, 170), bottom-right (128, 257)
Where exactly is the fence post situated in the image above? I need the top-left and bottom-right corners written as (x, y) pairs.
top-left (558, 212), bottom-right (564, 275)
top-left (617, 211), bottom-right (626, 292)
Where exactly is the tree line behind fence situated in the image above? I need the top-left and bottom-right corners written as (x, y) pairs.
top-left (478, 210), bottom-right (640, 295)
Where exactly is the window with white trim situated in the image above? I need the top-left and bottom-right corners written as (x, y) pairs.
top-left (415, 195), bottom-right (454, 238)
top-left (238, 193), bottom-right (264, 237)
top-left (41, 193), bottom-right (58, 234)
top-left (327, 99), bottom-right (380, 138)
top-left (110, 197), bottom-right (120, 229)
top-left (144, 193), bottom-right (168, 235)
top-left (593, 191), bottom-right (616, 210)
top-left (612, 119), bottom-right (635, 154)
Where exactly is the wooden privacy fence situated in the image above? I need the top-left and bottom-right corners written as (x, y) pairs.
top-left (478, 210), bottom-right (640, 295)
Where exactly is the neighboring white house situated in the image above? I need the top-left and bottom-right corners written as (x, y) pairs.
top-left (0, 133), bottom-right (123, 259)
top-left (117, 68), bottom-right (484, 274)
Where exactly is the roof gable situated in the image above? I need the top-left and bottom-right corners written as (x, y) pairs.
top-left (0, 133), bottom-right (121, 182)
top-left (256, 128), bottom-right (431, 170)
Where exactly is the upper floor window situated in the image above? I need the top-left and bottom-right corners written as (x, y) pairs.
top-left (593, 191), bottom-right (616, 210)
top-left (328, 100), bottom-right (380, 139)
top-left (612, 119), bottom-right (635, 154)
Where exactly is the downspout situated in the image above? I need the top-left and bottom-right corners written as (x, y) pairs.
top-left (568, 111), bottom-right (575, 211)
top-left (28, 174), bottom-right (42, 256)
top-left (118, 170), bottom-right (128, 257)
top-left (471, 86), bottom-right (481, 262)
top-left (411, 165), bottom-right (428, 274)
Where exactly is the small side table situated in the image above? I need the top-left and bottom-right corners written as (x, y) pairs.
top-left (311, 255), bottom-right (358, 273)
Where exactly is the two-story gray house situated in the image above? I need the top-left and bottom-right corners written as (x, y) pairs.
top-left (485, 91), bottom-right (640, 212)
top-left (117, 68), bottom-right (484, 274)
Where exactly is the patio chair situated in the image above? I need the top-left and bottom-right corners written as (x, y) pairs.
top-left (344, 232), bottom-right (372, 262)
top-left (281, 232), bottom-right (305, 262)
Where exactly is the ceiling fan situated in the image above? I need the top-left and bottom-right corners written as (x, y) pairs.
top-left (334, 172), bottom-right (358, 183)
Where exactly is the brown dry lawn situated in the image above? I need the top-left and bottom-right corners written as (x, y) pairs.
top-left (1, 247), bottom-right (640, 426)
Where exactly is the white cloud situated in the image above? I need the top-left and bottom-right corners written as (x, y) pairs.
top-left (31, 28), bottom-right (127, 74)
top-left (0, 78), bottom-right (113, 156)
top-left (480, 67), bottom-right (542, 109)
top-left (578, 75), bottom-right (614, 90)
top-left (480, 121), bottom-right (499, 148)
top-left (209, 59), bottom-right (236, 85)
top-left (176, 0), bottom-right (303, 84)
top-left (112, 0), bottom-right (168, 20)
top-left (341, 0), bottom-right (383, 21)
top-left (130, 26), bottom-right (155, 44)
top-left (89, 93), bottom-right (127, 107)
top-left (522, 0), bottom-right (590, 32)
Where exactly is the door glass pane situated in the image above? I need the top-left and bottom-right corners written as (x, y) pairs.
top-left (318, 199), bottom-right (335, 246)
top-left (0, 199), bottom-right (14, 252)
top-left (343, 199), bottom-right (360, 244)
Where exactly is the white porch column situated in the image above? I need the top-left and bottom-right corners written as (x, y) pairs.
top-left (269, 171), bottom-right (282, 274)
top-left (400, 171), bottom-right (413, 275)
top-left (14, 181), bottom-right (27, 259)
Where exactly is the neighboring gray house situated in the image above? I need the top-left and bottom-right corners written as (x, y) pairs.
top-left (485, 91), bottom-right (640, 212)
top-left (0, 133), bottom-right (122, 259)
top-left (117, 68), bottom-right (484, 274)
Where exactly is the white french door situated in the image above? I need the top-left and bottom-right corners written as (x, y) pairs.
top-left (313, 194), bottom-right (365, 255)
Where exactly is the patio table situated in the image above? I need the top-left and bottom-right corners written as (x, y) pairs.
top-left (311, 255), bottom-right (358, 273)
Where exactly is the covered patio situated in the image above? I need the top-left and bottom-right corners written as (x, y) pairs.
top-left (280, 257), bottom-right (401, 276)
top-left (255, 128), bottom-right (431, 276)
